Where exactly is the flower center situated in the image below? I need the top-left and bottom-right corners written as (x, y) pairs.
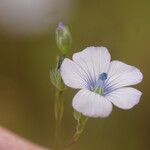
top-left (92, 73), bottom-right (107, 95)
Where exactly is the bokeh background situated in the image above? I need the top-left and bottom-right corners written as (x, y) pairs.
top-left (0, 0), bottom-right (149, 149)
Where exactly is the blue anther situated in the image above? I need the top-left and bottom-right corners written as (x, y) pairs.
top-left (99, 73), bottom-right (107, 81)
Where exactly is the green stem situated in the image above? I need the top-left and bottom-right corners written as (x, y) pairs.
top-left (66, 132), bottom-right (80, 150)
top-left (66, 116), bottom-right (88, 150)
top-left (54, 90), bottom-right (64, 150)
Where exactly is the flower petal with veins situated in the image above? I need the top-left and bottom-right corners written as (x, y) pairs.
top-left (61, 46), bottom-right (143, 118)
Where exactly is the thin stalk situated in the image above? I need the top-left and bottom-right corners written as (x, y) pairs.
top-left (66, 117), bottom-right (88, 150)
top-left (66, 131), bottom-right (80, 150)
top-left (54, 90), bottom-right (64, 150)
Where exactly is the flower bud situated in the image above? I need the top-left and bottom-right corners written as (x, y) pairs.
top-left (50, 56), bottom-right (65, 91)
top-left (55, 22), bottom-right (72, 55)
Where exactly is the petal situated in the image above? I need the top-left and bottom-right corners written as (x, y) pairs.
top-left (104, 61), bottom-right (143, 91)
top-left (105, 87), bottom-right (142, 109)
top-left (72, 89), bottom-right (112, 118)
top-left (60, 58), bottom-right (89, 89)
top-left (73, 47), bottom-right (111, 85)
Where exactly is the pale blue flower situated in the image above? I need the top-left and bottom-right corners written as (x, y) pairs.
top-left (60, 47), bottom-right (143, 118)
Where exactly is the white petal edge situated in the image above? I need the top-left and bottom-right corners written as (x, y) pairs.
top-left (73, 47), bottom-right (111, 84)
top-left (72, 89), bottom-right (113, 118)
top-left (60, 58), bottom-right (89, 89)
top-left (105, 87), bottom-right (142, 109)
top-left (105, 60), bottom-right (143, 91)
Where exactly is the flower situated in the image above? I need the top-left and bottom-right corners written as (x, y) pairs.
top-left (60, 47), bottom-right (143, 118)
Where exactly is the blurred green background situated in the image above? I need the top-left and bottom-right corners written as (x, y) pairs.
top-left (0, 0), bottom-right (149, 150)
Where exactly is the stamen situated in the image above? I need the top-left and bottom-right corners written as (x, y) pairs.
top-left (93, 87), bottom-right (103, 95)
top-left (99, 72), bottom-right (107, 81)
top-left (92, 73), bottom-right (108, 95)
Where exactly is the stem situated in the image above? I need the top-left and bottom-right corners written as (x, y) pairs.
top-left (66, 132), bottom-right (80, 150)
top-left (66, 116), bottom-right (88, 150)
top-left (54, 90), bottom-right (64, 150)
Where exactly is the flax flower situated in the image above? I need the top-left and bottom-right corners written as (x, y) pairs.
top-left (60, 47), bottom-right (143, 117)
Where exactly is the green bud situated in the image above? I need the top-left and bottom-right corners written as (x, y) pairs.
top-left (50, 56), bottom-right (65, 91)
top-left (55, 22), bottom-right (72, 55)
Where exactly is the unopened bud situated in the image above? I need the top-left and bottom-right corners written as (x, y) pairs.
top-left (55, 22), bottom-right (72, 55)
